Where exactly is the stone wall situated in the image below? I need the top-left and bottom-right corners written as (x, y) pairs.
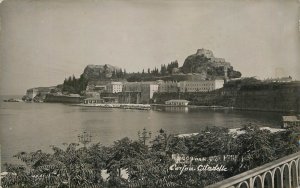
top-left (235, 82), bottom-right (300, 112)
top-left (44, 94), bottom-right (83, 103)
top-left (153, 82), bottom-right (300, 112)
top-left (153, 90), bottom-right (234, 106)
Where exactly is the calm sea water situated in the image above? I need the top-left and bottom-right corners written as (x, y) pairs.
top-left (0, 95), bottom-right (284, 168)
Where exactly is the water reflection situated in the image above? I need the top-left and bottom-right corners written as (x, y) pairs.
top-left (153, 106), bottom-right (189, 113)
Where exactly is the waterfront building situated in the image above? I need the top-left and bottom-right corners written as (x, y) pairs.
top-left (94, 85), bottom-right (106, 92)
top-left (106, 82), bottom-right (123, 93)
top-left (44, 93), bottom-right (82, 103)
top-left (84, 91), bottom-right (100, 98)
top-left (158, 81), bottom-right (179, 93)
top-left (141, 82), bottom-right (159, 103)
top-left (179, 80), bottom-right (224, 92)
top-left (83, 98), bottom-right (104, 104)
top-left (121, 82), bottom-right (158, 103)
top-left (86, 84), bottom-right (106, 92)
top-left (282, 115), bottom-right (300, 128)
top-left (165, 99), bottom-right (189, 106)
top-left (118, 91), bottom-right (141, 104)
top-left (102, 97), bottom-right (119, 103)
top-left (122, 82), bottom-right (141, 92)
top-left (86, 80), bottom-right (110, 92)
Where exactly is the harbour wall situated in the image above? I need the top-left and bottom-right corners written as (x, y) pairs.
top-left (44, 94), bottom-right (83, 103)
top-left (153, 82), bottom-right (300, 113)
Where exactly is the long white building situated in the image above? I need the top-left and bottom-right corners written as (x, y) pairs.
top-left (179, 80), bottom-right (224, 92)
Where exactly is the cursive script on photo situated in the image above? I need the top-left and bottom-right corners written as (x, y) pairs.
top-left (171, 154), bottom-right (237, 164)
top-left (169, 164), bottom-right (228, 175)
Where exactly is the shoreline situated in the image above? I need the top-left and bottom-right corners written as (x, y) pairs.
top-left (151, 104), bottom-right (296, 113)
top-left (1, 96), bottom-right (296, 113)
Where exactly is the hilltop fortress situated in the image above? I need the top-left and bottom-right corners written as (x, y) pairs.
top-left (22, 48), bottom-right (300, 112)
top-left (195, 49), bottom-right (231, 68)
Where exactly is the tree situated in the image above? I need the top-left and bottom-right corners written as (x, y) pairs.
top-left (123, 69), bottom-right (127, 77)
top-left (103, 64), bottom-right (108, 73)
top-left (112, 70), bottom-right (117, 79)
top-left (9, 144), bottom-right (101, 188)
top-left (62, 74), bottom-right (88, 94)
top-left (106, 137), bottom-right (147, 187)
top-left (1, 164), bottom-right (33, 188)
top-left (3, 126), bottom-right (300, 188)
top-left (231, 125), bottom-right (275, 174)
top-left (270, 127), bottom-right (299, 158)
top-left (186, 126), bottom-right (233, 157)
top-left (160, 64), bottom-right (167, 75)
top-left (167, 61), bottom-right (179, 74)
top-left (116, 69), bottom-right (124, 79)
top-left (151, 129), bottom-right (174, 155)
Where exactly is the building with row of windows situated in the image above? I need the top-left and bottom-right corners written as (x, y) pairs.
top-left (106, 82), bottom-right (123, 93)
top-left (179, 80), bottom-right (224, 92)
top-left (157, 80), bottom-right (224, 93)
top-left (86, 81), bottom-right (158, 103)
top-left (89, 79), bottom-right (224, 95)
top-left (85, 79), bottom-right (224, 104)
top-left (282, 115), bottom-right (300, 128)
top-left (165, 99), bottom-right (189, 106)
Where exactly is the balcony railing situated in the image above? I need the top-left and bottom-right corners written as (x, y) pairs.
top-left (205, 151), bottom-right (300, 188)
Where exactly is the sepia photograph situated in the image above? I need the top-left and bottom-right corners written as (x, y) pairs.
top-left (0, 0), bottom-right (299, 187)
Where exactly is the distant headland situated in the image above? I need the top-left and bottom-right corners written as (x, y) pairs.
top-left (21, 49), bottom-right (299, 113)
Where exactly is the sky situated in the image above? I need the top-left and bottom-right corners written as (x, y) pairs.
top-left (0, 0), bottom-right (299, 95)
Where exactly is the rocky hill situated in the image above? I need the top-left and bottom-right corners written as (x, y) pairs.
top-left (82, 64), bottom-right (122, 80)
top-left (61, 49), bottom-right (242, 93)
top-left (81, 49), bottom-right (241, 82)
top-left (181, 49), bottom-right (241, 79)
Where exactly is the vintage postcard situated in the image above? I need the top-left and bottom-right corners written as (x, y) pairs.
top-left (0, 0), bottom-right (299, 187)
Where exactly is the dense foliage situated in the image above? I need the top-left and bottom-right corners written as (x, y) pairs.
top-left (126, 61), bottom-right (179, 82)
top-left (62, 74), bottom-right (88, 94)
top-left (2, 125), bottom-right (299, 188)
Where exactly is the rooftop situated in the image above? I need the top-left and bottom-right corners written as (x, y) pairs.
top-left (84, 97), bottom-right (102, 100)
top-left (166, 99), bottom-right (189, 102)
top-left (68, 94), bottom-right (81, 97)
top-left (282, 116), bottom-right (300, 122)
top-left (110, 82), bottom-right (123, 85)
